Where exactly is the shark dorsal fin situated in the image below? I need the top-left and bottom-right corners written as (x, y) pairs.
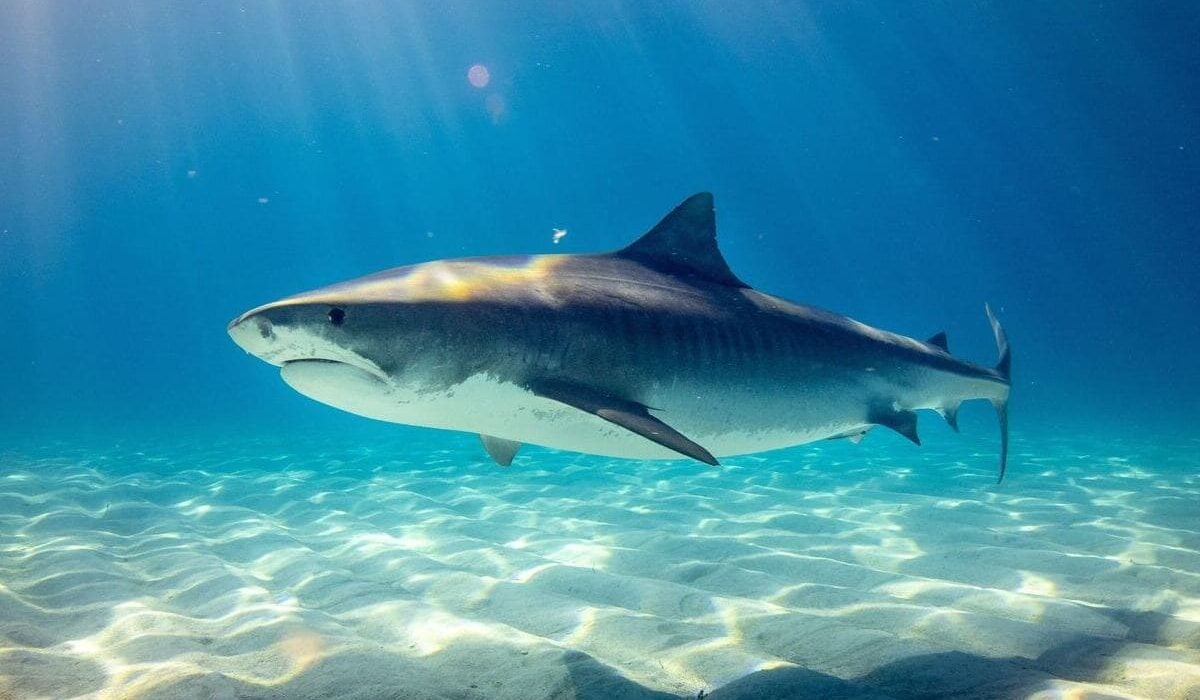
top-left (616, 192), bottom-right (748, 288)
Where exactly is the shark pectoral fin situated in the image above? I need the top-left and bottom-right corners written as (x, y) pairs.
top-left (595, 407), bottom-right (720, 466)
top-left (480, 434), bottom-right (521, 466)
top-left (527, 379), bottom-right (719, 465)
top-left (869, 405), bottom-right (920, 446)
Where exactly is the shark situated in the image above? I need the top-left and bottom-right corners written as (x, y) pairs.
top-left (228, 193), bottom-right (1012, 480)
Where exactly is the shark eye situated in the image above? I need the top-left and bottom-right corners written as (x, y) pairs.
top-left (328, 307), bottom-right (346, 326)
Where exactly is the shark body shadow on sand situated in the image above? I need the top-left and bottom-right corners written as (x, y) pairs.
top-left (561, 607), bottom-right (1188, 700)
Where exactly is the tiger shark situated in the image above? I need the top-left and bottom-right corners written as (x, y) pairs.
top-left (228, 193), bottom-right (1012, 480)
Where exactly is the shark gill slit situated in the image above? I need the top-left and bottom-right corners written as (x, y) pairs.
top-left (729, 323), bottom-right (748, 366)
top-left (665, 315), bottom-right (685, 363)
top-left (745, 324), bottom-right (764, 372)
top-left (688, 317), bottom-right (705, 366)
top-left (718, 323), bottom-right (736, 365)
top-left (693, 319), bottom-right (710, 366)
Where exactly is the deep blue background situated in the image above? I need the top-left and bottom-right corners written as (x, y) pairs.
top-left (2, 2), bottom-right (1197, 443)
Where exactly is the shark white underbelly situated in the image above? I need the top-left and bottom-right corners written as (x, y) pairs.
top-left (282, 361), bottom-right (851, 459)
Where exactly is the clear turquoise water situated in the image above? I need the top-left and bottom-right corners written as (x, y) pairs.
top-left (2, 3), bottom-right (1198, 698)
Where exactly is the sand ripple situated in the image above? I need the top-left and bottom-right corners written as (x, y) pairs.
top-left (1, 429), bottom-right (1199, 698)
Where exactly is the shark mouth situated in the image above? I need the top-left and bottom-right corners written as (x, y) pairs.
top-left (279, 359), bottom-right (391, 404)
top-left (280, 357), bottom-right (389, 380)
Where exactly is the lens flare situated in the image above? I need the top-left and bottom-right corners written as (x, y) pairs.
top-left (467, 64), bottom-right (490, 88)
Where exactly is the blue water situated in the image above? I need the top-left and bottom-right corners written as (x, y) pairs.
top-left (2, 3), bottom-right (1199, 699)
top-left (2, 2), bottom-right (1197, 438)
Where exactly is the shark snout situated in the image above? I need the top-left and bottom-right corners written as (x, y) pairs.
top-left (227, 311), bottom-right (277, 359)
top-left (227, 302), bottom-right (391, 384)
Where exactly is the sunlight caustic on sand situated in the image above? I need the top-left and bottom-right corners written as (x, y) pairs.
top-left (1, 431), bottom-right (1199, 698)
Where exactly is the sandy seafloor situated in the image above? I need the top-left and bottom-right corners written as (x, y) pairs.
top-left (1, 425), bottom-right (1198, 700)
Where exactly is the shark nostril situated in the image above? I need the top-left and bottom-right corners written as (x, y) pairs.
top-left (257, 319), bottom-right (275, 340)
top-left (328, 307), bottom-right (346, 326)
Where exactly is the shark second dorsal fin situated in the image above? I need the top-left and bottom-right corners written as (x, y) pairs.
top-left (616, 192), bottom-right (748, 288)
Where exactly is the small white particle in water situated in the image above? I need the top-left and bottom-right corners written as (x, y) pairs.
top-left (552, 228), bottom-right (567, 244)
top-left (187, 169), bottom-right (197, 178)
top-left (258, 197), bottom-right (269, 204)
top-left (426, 231), bottom-right (434, 238)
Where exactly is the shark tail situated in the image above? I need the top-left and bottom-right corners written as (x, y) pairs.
top-left (985, 304), bottom-right (1011, 483)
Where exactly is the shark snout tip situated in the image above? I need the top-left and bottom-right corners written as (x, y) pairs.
top-left (226, 310), bottom-right (269, 355)
top-left (227, 310), bottom-right (253, 333)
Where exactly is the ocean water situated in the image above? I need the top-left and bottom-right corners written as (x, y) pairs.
top-left (2, 3), bottom-right (1198, 699)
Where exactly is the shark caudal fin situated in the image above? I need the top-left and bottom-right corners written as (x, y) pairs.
top-left (985, 304), bottom-right (1011, 483)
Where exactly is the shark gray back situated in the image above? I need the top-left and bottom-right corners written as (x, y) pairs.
top-left (229, 193), bottom-right (1012, 480)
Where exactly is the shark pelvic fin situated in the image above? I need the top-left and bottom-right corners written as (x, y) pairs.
top-left (527, 378), bottom-right (719, 465)
top-left (870, 405), bottom-right (920, 446)
top-left (926, 331), bottom-right (949, 352)
top-left (480, 434), bottom-right (521, 466)
top-left (826, 427), bottom-right (871, 444)
top-left (617, 192), bottom-right (748, 288)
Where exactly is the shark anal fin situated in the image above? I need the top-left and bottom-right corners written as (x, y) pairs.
top-left (527, 378), bottom-right (719, 465)
top-left (926, 331), bottom-right (949, 352)
top-left (870, 405), bottom-right (920, 446)
top-left (480, 434), bottom-right (521, 466)
top-left (935, 404), bottom-right (960, 432)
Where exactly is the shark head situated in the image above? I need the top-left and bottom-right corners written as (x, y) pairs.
top-left (228, 275), bottom-right (416, 419)
top-left (227, 254), bottom-right (560, 424)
